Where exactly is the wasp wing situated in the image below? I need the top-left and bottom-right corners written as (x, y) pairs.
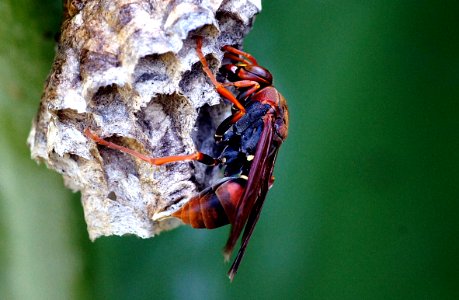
top-left (227, 149), bottom-right (276, 281)
top-left (224, 114), bottom-right (280, 280)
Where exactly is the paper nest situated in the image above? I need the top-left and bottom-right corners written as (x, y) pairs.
top-left (28, 0), bottom-right (261, 240)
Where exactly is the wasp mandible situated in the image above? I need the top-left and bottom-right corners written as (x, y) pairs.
top-left (85, 36), bottom-right (289, 280)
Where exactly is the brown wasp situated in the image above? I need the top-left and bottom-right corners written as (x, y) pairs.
top-left (85, 37), bottom-right (289, 280)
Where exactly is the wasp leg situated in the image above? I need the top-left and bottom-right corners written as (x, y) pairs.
top-left (223, 80), bottom-right (261, 101)
top-left (84, 128), bottom-right (220, 166)
top-left (212, 80), bottom-right (262, 142)
top-left (223, 52), bottom-right (253, 66)
top-left (196, 37), bottom-right (246, 115)
top-left (214, 113), bottom-right (242, 142)
top-left (221, 45), bottom-right (258, 66)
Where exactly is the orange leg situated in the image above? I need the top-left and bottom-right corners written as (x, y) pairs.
top-left (214, 110), bottom-right (244, 142)
top-left (222, 80), bottom-right (260, 90)
top-left (196, 37), bottom-right (246, 116)
top-left (223, 80), bottom-right (261, 101)
top-left (221, 45), bottom-right (258, 65)
top-left (211, 80), bottom-right (262, 142)
top-left (84, 129), bottom-right (219, 166)
top-left (223, 53), bottom-right (252, 66)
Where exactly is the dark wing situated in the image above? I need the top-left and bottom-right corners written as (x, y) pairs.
top-left (223, 114), bottom-right (280, 280)
top-left (226, 152), bottom-right (277, 281)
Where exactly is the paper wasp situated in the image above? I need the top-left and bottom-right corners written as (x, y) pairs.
top-left (85, 36), bottom-right (289, 280)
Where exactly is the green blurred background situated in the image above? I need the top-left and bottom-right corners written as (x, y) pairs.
top-left (1, 0), bottom-right (458, 299)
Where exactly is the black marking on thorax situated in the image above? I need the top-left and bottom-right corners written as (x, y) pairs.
top-left (219, 101), bottom-right (271, 177)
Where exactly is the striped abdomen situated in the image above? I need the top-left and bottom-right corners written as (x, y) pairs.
top-left (172, 177), bottom-right (246, 229)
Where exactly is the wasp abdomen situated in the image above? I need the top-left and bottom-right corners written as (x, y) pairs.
top-left (172, 178), bottom-right (246, 229)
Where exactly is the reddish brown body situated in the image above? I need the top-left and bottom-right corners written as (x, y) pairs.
top-left (85, 37), bottom-right (288, 281)
top-left (172, 178), bottom-right (246, 229)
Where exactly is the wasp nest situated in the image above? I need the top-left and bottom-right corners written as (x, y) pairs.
top-left (28, 0), bottom-right (261, 240)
